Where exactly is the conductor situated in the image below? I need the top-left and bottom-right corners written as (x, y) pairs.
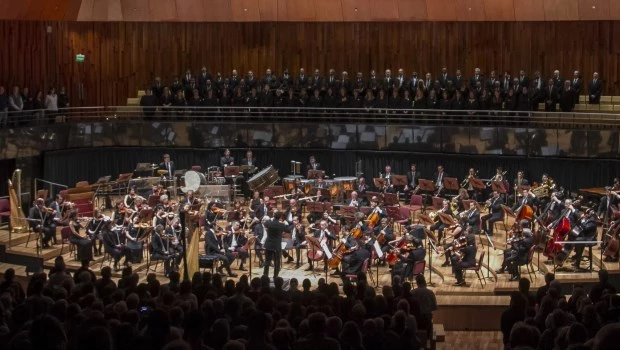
top-left (263, 211), bottom-right (290, 279)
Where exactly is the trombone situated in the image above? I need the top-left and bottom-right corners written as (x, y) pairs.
top-left (486, 171), bottom-right (507, 186)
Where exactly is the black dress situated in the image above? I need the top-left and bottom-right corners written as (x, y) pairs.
top-left (69, 221), bottom-right (93, 262)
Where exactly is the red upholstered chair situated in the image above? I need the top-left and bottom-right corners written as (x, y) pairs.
top-left (518, 245), bottom-right (537, 282)
top-left (463, 251), bottom-right (486, 288)
top-left (408, 194), bottom-right (423, 212)
top-left (345, 258), bottom-right (374, 285)
top-left (396, 206), bottom-right (412, 234)
top-left (59, 226), bottom-right (76, 260)
top-left (408, 260), bottom-right (426, 281)
top-left (0, 198), bottom-right (10, 228)
top-left (191, 165), bottom-right (202, 171)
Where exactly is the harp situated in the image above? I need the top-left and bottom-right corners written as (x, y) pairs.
top-left (8, 169), bottom-right (28, 236)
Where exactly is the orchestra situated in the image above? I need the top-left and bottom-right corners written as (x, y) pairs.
top-left (27, 152), bottom-right (620, 289)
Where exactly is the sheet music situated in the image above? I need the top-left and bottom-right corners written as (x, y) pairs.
top-left (373, 240), bottom-right (383, 258)
top-left (320, 241), bottom-right (333, 259)
top-left (281, 242), bottom-right (288, 250)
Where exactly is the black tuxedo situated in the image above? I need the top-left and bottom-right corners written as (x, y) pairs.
top-left (28, 206), bottom-right (56, 245)
top-left (407, 170), bottom-right (420, 189)
top-left (102, 228), bottom-right (130, 265)
top-left (395, 75), bottom-right (408, 89)
top-left (311, 75), bottom-right (324, 90)
top-left (466, 209), bottom-right (481, 233)
top-left (572, 218), bottom-right (598, 266)
top-left (433, 171), bottom-right (448, 190)
top-left (204, 228), bottom-right (234, 274)
top-left (182, 74), bottom-right (193, 86)
top-left (559, 88), bottom-right (576, 112)
top-left (279, 74), bottom-right (293, 90)
top-left (452, 244), bottom-right (477, 282)
top-left (263, 219), bottom-right (290, 278)
top-left (469, 75), bottom-right (485, 90)
top-left (588, 79), bottom-right (602, 104)
top-left (151, 233), bottom-right (177, 275)
top-left (519, 76), bottom-right (530, 88)
top-left (598, 195), bottom-right (619, 221)
top-left (296, 75), bottom-right (309, 90)
top-left (543, 85), bottom-right (559, 111)
top-left (438, 74), bottom-right (451, 88)
top-left (392, 246), bottom-right (426, 280)
top-left (482, 195), bottom-right (505, 235)
top-left (511, 195), bottom-right (534, 213)
top-left (307, 162), bottom-right (321, 171)
top-left (341, 247), bottom-right (371, 281)
top-left (159, 161), bottom-right (175, 179)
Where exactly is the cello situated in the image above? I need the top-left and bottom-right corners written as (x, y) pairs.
top-left (327, 226), bottom-right (363, 268)
top-left (307, 224), bottom-right (327, 262)
top-left (543, 209), bottom-right (572, 259)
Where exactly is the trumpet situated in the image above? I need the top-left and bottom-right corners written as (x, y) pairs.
top-left (460, 175), bottom-right (473, 188)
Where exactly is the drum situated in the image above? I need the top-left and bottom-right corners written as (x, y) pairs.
top-left (334, 176), bottom-right (357, 192)
top-left (282, 177), bottom-right (299, 193)
top-left (215, 177), bottom-right (226, 185)
top-left (301, 179), bottom-right (313, 195)
top-left (182, 170), bottom-right (206, 193)
top-left (207, 166), bottom-right (221, 183)
top-left (247, 165), bottom-right (280, 192)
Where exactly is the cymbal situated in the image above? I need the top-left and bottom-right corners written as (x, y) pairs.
top-left (157, 169), bottom-right (168, 175)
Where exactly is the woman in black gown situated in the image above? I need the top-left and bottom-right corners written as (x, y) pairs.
top-left (67, 210), bottom-right (94, 262)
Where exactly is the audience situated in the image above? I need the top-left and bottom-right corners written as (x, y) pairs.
top-left (0, 257), bottom-right (434, 350)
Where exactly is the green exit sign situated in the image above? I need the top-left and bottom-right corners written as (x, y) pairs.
top-left (75, 54), bottom-right (85, 63)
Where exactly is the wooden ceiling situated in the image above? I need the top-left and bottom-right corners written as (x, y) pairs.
top-left (0, 0), bottom-right (619, 21)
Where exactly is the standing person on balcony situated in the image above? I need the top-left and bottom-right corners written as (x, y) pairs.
top-left (559, 81), bottom-right (576, 112)
top-left (588, 72), bottom-right (602, 104)
top-left (45, 87), bottom-right (58, 124)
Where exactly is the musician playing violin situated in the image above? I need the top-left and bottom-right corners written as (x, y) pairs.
top-left (102, 220), bottom-right (131, 271)
top-left (391, 237), bottom-right (426, 281)
top-left (430, 200), bottom-right (454, 242)
top-left (28, 198), bottom-right (57, 248)
top-left (49, 194), bottom-right (72, 228)
top-left (284, 199), bottom-right (301, 224)
top-left (290, 216), bottom-right (306, 269)
top-left (224, 221), bottom-right (249, 271)
top-left (124, 187), bottom-right (137, 208)
top-left (67, 210), bottom-right (94, 262)
top-left (339, 236), bottom-right (371, 285)
top-left (87, 208), bottom-right (106, 256)
top-left (496, 220), bottom-right (534, 281)
top-left (306, 219), bottom-right (337, 272)
top-left (452, 233), bottom-right (477, 286)
top-left (204, 223), bottom-right (237, 277)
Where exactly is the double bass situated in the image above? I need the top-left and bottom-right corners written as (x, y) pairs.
top-left (602, 220), bottom-right (620, 261)
top-left (543, 209), bottom-right (572, 259)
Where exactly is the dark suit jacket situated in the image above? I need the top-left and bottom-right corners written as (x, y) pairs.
top-left (159, 161), bottom-right (175, 178)
top-left (151, 234), bottom-right (166, 255)
top-left (241, 157), bottom-right (256, 166)
top-left (588, 79), bottom-right (602, 103)
top-left (598, 195), bottom-right (619, 218)
top-left (307, 162), bottom-right (321, 171)
top-left (488, 196), bottom-right (504, 216)
top-left (344, 247), bottom-right (371, 275)
top-left (204, 228), bottom-right (222, 254)
top-left (220, 156), bottom-right (234, 167)
top-left (461, 244), bottom-right (478, 266)
top-left (560, 89), bottom-right (576, 112)
top-left (432, 172), bottom-right (448, 188)
top-left (466, 210), bottom-right (481, 231)
top-left (543, 86), bottom-right (559, 103)
top-left (263, 219), bottom-right (289, 251)
top-left (407, 171), bottom-right (421, 188)
top-left (255, 203), bottom-right (269, 220)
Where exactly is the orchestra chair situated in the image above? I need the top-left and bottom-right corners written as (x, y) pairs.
top-left (191, 165), bottom-right (202, 171)
top-left (0, 198), bottom-right (10, 228)
top-left (396, 206), bottom-right (412, 234)
top-left (407, 260), bottom-right (426, 282)
top-left (59, 226), bottom-right (76, 260)
top-left (345, 258), bottom-right (373, 285)
top-left (518, 245), bottom-right (537, 282)
top-left (75, 181), bottom-right (89, 188)
top-left (463, 251), bottom-right (486, 288)
top-left (99, 249), bottom-right (114, 270)
top-left (199, 254), bottom-right (222, 274)
top-left (146, 245), bottom-right (162, 273)
top-left (407, 194), bottom-right (424, 213)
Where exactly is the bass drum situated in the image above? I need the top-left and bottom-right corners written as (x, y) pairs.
top-left (247, 165), bottom-right (280, 192)
top-left (182, 170), bottom-right (206, 193)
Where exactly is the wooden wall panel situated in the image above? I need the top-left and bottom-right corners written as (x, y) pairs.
top-left (578, 0), bottom-right (611, 21)
top-left (456, 0), bottom-right (488, 21)
top-left (2, 21), bottom-right (620, 107)
top-left (341, 0), bottom-right (371, 21)
top-left (313, 0), bottom-right (344, 22)
top-left (513, 0), bottom-right (546, 21)
top-left (543, 0), bottom-right (579, 21)
top-left (231, 0), bottom-right (261, 22)
top-left (202, 0), bottom-right (232, 22)
top-left (258, 0), bottom-right (278, 21)
top-left (397, 0), bottom-right (428, 21)
top-left (175, 0), bottom-right (204, 22)
top-left (483, 0), bottom-right (516, 21)
top-left (426, 0), bottom-right (457, 21)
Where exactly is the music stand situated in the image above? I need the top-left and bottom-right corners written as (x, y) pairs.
top-left (385, 206), bottom-right (401, 221)
top-left (417, 214), bottom-right (435, 226)
top-left (366, 191), bottom-right (383, 202)
top-left (373, 178), bottom-right (387, 189)
top-left (383, 193), bottom-right (399, 206)
top-left (438, 212), bottom-right (456, 226)
top-left (470, 178), bottom-right (486, 191)
top-left (147, 195), bottom-right (160, 208)
top-left (224, 166), bottom-right (240, 177)
top-left (392, 175), bottom-right (407, 187)
top-left (462, 199), bottom-right (476, 209)
top-left (431, 197), bottom-right (444, 210)
top-left (306, 202), bottom-right (324, 213)
top-left (340, 206), bottom-right (357, 218)
top-left (516, 185), bottom-right (531, 193)
top-left (96, 175), bottom-right (111, 184)
top-left (307, 170), bottom-right (325, 179)
top-left (443, 177), bottom-right (459, 192)
top-left (491, 181), bottom-right (507, 194)
top-left (501, 204), bottom-right (516, 218)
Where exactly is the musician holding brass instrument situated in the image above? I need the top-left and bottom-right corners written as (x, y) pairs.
top-left (451, 233), bottom-right (477, 286)
top-left (390, 237), bottom-right (426, 281)
top-left (481, 190), bottom-right (504, 236)
top-left (432, 165), bottom-right (448, 196)
top-left (463, 201), bottom-right (481, 234)
top-left (28, 198), bottom-right (57, 248)
top-left (461, 168), bottom-right (480, 201)
top-left (67, 210), bottom-right (94, 262)
top-left (509, 171), bottom-right (529, 205)
top-left (379, 165), bottom-right (396, 193)
top-left (496, 220), bottom-right (534, 281)
top-left (430, 200), bottom-right (454, 242)
top-left (534, 174), bottom-right (556, 211)
top-left (404, 163), bottom-right (421, 194)
top-left (102, 220), bottom-right (131, 271)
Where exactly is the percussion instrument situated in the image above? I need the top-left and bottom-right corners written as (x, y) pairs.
top-left (300, 179), bottom-right (314, 195)
top-left (182, 170), bottom-right (206, 193)
top-left (214, 177), bottom-right (226, 185)
top-left (282, 176), bottom-right (302, 193)
top-left (207, 166), bottom-right (221, 184)
top-left (157, 169), bottom-right (169, 176)
top-left (334, 176), bottom-right (357, 192)
top-left (247, 165), bottom-right (280, 192)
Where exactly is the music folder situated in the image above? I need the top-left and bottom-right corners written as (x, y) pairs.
top-left (417, 179), bottom-right (435, 192)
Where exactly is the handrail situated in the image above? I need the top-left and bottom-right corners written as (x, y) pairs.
top-left (34, 178), bottom-right (68, 202)
top-left (1, 105), bottom-right (620, 128)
